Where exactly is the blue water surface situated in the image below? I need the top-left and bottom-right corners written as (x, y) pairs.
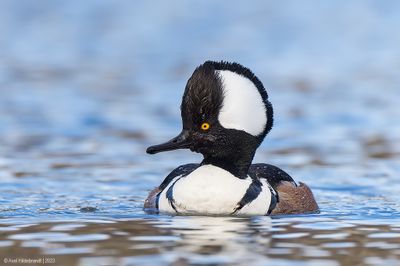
top-left (0, 1), bottom-right (400, 265)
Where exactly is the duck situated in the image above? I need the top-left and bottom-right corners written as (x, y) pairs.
top-left (144, 61), bottom-right (318, 216)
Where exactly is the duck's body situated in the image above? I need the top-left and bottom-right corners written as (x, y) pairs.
top-left (145, 163), bottom-right (317, 215)
top-left (145, 61), bottom-right (318, 216)
top-left (157, 164), bottom-right (275, 216)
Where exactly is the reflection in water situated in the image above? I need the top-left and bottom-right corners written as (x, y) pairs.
top-left (1, 217), bottom-right (400, 265)
top-left (153, 216), bottom-right (272, 265)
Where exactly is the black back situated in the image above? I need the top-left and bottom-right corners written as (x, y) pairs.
top-left (249, 163), bottom-right (296, 190)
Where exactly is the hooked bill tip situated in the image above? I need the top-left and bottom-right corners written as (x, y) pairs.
top-left (146, 146), bottom-right (157, 154)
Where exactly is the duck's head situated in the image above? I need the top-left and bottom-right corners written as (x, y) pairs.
top-left (147, 61), bottom-right (273, 175)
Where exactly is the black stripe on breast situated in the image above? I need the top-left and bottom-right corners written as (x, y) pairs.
top-left (155, 192), bottom-right (160, 210)
top-left (231, 179), bottom-right (262, 215)
top-left (267, 185), bottom-right (278, 215)
top-left (165, 178), bottom-right (181, 213)
top-left (156, 164), bottom-right (199, 211)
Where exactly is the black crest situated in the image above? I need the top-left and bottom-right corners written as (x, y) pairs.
top-left (181, 61), bottom-right (273, 137)
top-left (181, 62), bottom-right (224, 129)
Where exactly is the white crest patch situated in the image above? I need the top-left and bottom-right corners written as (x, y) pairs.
top-left (216, 70), bottom-right (267, 136)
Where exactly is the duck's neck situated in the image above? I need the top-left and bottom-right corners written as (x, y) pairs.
top-left (202, 150), bottom-right (256, 179)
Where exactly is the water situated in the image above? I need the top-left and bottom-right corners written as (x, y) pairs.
top-left (1, 1), bottom-right (400, 265)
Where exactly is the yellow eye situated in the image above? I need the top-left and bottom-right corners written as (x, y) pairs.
top-left (201, 122), bottom-right (210, 131)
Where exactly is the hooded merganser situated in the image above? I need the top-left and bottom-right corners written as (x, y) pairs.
top-left (145, 61), bottom-right (318, 216)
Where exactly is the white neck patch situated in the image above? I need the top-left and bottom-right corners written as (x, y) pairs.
top-left (216, 70), bottom-right (267, 136)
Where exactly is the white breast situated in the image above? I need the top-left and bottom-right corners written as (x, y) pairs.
top-left (158, 165), bottom-right (272, 216)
